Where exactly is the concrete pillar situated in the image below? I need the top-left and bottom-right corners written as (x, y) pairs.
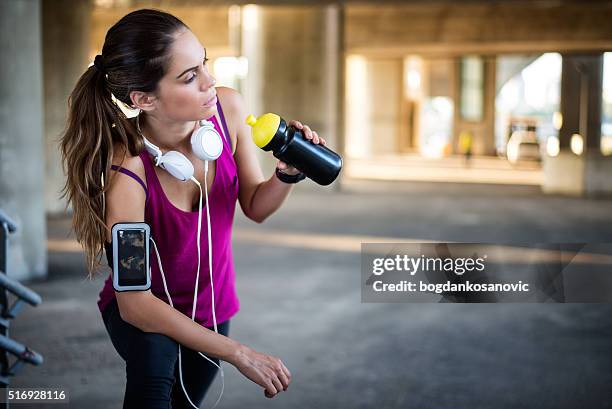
top-left (238, 4), bottom-right (268, 176)
top-left (240, 5), bottom-right (264, 138)
top-left (243, 5), bottom-right (341, 187)
top-left (543, 53), bottom-right (611, 197)
top-left (334, 6), bottom-right (345, 184)
top-left (43, 0), bottom-right (93, 214)
top-left (0, 0), bottom-right (47, 280)
top-left (483, 55), bottom-right (497, 156)
top-left (452, 55), bottom-right (496, 156)
top-left (324, 5), bottom-right (341, 164)
top-left (558, 56), bottom-right (582, 149)
top-left (260, 6), bottom-right (339, 145)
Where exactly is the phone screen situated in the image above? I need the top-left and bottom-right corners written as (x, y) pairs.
top-left (117, 229), bottom-right (147, 286)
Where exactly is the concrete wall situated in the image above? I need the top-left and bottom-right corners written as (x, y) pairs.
top-left (345, 58), bottom-right (401, 157)
top-left (0, 0), bottom-right (47, 280)
top-left (43, 0), bottom-right (93, 215)
top-left (259, 5), bottom-right (339, 142)
top-left (249, 5), bottom-right (341, 177)
top-left (368, 59), bottom-right (402, 156)
top-left (91, 6), bottom-right (232, 57)
top-left (345, 2), bottom-right (612, 55)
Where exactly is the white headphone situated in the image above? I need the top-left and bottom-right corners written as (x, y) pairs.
top-left (137, 113), bottom-right (223, 180)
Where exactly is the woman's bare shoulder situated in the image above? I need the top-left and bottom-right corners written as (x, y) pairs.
top-left (216, 86), bottom-right (242, 111)
top-left (111, 142), bottom-right (146, 181)
top-left (104, 143), bottom-right (147, 233)
top-left (215, 87), bottom-right (244, 154)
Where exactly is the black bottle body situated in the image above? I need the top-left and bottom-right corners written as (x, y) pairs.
top-left (262, 119), bottom-right (342, 186)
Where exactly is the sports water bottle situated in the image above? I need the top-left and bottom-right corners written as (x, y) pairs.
top-left (245, 113), bottom-right (342, 186)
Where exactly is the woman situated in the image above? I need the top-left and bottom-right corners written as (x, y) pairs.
top-left (60, 9), bottom-right (326, 408)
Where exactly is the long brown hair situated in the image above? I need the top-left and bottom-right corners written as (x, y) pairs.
top-left (60, 9), bottom-right (187, 278)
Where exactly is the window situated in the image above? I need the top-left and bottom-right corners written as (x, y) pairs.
top-left (460, 56), bottom-right (484, 122)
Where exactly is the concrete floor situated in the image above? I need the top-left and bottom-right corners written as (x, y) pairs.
top-left (9, 182), bottom-right (612, 408)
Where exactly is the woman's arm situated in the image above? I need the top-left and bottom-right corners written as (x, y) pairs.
top-left (217, 87), bottom-right (325, 223)
top-left (104, 149), bottom-right (291, 397)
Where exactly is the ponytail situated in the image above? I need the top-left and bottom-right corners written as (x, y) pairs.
top-left (59, 64), bottom-right (143, 279)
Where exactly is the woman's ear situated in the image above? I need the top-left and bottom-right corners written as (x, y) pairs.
top-left (129, 90), bottom-right (157, 112)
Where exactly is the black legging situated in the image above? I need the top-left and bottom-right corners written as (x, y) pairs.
top-left (102, 297), bottom-right (230, 408)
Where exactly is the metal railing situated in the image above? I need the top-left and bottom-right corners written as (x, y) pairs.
top-left (0, 210), bottom-right (43, 408)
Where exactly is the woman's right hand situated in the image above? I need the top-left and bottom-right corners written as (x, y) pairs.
top-left (229, 344), bottom-right (292, 398)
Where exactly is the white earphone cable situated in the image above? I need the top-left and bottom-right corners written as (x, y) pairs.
top-left (198, 161), bottom-right (224, 408)
top-left (191, 175), bottom-right (203, 321)
top-left (149, 161), bottom-right (224, 409)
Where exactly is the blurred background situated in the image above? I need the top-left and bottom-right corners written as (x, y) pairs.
top-left (1, 0), bottom-right (612, 408)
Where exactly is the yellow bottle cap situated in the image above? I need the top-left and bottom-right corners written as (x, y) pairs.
top-left (245, 113), bottom-right (281, 148)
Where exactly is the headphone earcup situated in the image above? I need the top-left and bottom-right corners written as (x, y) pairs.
top-left (191, 122), bottom-right (223, 161)
top-left (159, 151), bottom-right (195, 181)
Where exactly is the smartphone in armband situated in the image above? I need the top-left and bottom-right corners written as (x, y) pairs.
top-left (111, 222), bottom-right (151, 292)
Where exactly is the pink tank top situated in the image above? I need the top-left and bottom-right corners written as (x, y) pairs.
top-left (97, 103), bottom-right (240, 327)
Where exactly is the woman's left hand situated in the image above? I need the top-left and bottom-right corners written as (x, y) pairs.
top-left (276, 120), bottom-right (327, 175)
